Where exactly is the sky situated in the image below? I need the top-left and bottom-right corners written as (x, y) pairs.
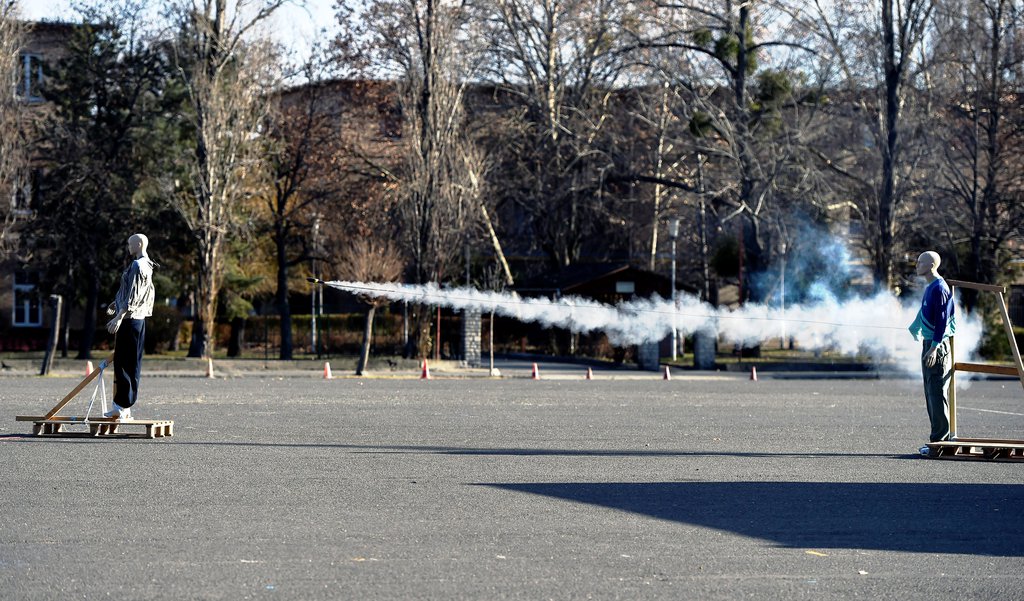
top-left (20, 0), bottom-right (340, 61)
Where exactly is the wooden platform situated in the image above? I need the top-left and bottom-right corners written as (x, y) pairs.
top-left (925, 438), bottom-right (1024, 462)
top-left (15, 415), bottom-right (174, 439)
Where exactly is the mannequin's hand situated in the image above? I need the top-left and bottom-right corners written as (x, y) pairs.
top-left (924, 345), bottom-right (939, 368)
top-left (106, 302), bottom-right (117, 316)
top-left (106, 315), bottom-right (123, 334)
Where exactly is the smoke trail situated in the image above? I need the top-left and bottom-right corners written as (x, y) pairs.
top-left (317, 279), bottom-right (983, 376)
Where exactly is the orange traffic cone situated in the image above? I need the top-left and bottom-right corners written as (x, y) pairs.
top-left (663, 366), bottom-right (672, 381)
top-left (206, 357), bottom-right (214, 379)
top-left (85, 360), bottom-right (94, 376)
top-left (531, 363), bottom-right (540, 380)
top-left (420, 358), bottom-right (431, 380)
top-left (585, 367), bottom-right (593, 380)
top-left (323, 361), bottom-right (333, 380)
top-left (750, 366), bottom-right (758, 381)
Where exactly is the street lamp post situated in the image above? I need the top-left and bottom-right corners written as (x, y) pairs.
top-left (311, 215), bottom-right (320, 357)
top-left (670, 218), bottom-right (680, 361)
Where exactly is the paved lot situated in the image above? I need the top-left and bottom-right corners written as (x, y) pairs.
top-left (1, 374), bottom-right (1022, 600)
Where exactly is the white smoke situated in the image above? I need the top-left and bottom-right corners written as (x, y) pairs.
top-left (320, 279), bottom-right (984, 376)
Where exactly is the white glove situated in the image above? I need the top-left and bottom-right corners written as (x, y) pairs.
top-left (106, 302), bottom-right (117, 316)
top-left (924, 345), bottom-right (939, 368)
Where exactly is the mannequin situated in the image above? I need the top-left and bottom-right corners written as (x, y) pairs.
top-left (908, 250), bottom-right (956, 456)
top-left (104, 233), bottom-right (155, 420)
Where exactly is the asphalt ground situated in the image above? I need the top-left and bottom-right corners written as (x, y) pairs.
top-left (1, 374), bottom-right (1022, 600)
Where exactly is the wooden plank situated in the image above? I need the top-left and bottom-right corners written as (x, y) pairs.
top-left (928, 442), bottom-right (1024, 462)
top-left (21, 416), bottom-right (174, 440)
top-left (41, 352), bottom-right (114, 419)
top-left (953, 362), bottom-right (1021, 377)
top-left (930, 441), bottom-right (1024, 450)
top-left (926, 441), bottom-right (1024, 462)
top-left (949, 336), bottom-right (957, 437)
top-left (949, 437), bottom-right (1024, 444)
top-left (995, 292), bottom-right (1024, 395)
top-left (26, 419), bottom-right (173, 426)
top-left (946, 279), bottom-right (1006, 293)
top-left (943, 280), bottom-right (1024, 443)
top-left (32, 429), bottom-right (173, 440)
top-left (16, 416), bottom-right (171, 424)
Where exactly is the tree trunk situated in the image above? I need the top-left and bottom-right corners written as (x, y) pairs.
top-left (59, 303), bottom-right (70, 358)
top-left (191, 236), bottom-right (220, 358)
top-left (227, 316), bottom-right (245, 357)
top-left (877, 0), bottom-right (900, 291)
top-left (740, 215), bottom-right (766, 303)
top-left (417, 305), bottom-right (433, 359)
top-left (40, 295), bottom-right (61, 376)
top-left (275, 228), bottom-right (293, 359)
top-left (188, 318), bottom-right (205, 357)
top-left (356, 304), bottom-right (376, 376)
top-left (77, 275), bottom-right (99, 360)
top-left (170, 294), bottom-right (186, 352)
top-left (697, 156), bottom-right (711, 302)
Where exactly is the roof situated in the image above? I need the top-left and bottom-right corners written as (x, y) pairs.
top-left (515, 263), bottom-right (697, 298)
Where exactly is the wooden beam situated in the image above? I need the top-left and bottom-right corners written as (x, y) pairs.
top-left (948, 336), bottom-right (957, 437)
top-left (953, 362), bottom-right (1021, 377)
top-left (995, 292), bottom-right (1024, 394)
top-left (946, 279), bottom-right (1005, 293)
top-left (42, 353), bottom-right (114, 419)
top-left (14, 415), bottom-right (171, 425)
top-left (949, 437), bottom-right (1024, 444)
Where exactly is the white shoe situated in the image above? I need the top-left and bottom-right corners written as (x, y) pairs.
top-left (103, 405), bottom-right (132, 421)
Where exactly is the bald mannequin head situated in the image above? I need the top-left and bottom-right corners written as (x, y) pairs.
top-left (916, 251), bottom-right (941, 278)
top-left (128, 233), bottom-right (148, 258)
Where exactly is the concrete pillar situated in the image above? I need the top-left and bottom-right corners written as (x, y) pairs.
top-left (693, 329), bottom-right (717, 370)
top-left (462, 309), bottom-right (482, 367)
top-left (637, 340), bottom-right (661, 371)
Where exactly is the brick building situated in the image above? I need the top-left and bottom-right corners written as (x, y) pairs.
top-left (0, 21), bottom-right (75, 350)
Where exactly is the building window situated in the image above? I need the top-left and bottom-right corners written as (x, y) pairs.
top-left (11, 169), bottom-right (39, 215)
top-left (615, 281), bottom-right (636, 294)
top-left (12, 271), bottom-right (42, 327)
top-left (378, 101), bottom-right (402, 138)
top-left (17, 53), bottom-right (44, 102)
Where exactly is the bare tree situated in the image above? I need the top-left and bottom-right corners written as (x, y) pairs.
top-left (809, 0), bottom-right (936, 290)
top-left (335, 238), bottom-right (405, 375)
top-left (399, 0), bottom-right (485, 358)
top-left (264, 52), bottom-right (340, 360)
top-left (336, 0), bottom-right (485, 357)
top-left (336, 0), bottom-right (484, 284)
top-left (928, 0), bottom-right (1024, 307)
top-left (476, 0), bottom-right (632, 269)
top-left (169, 0), bottom-right (284, 358)
top-left (0, 1), bottom-right (27, 260)
top-left (638, 83), bottom-right (688, 272)
top-left (632, 1), bottom-right (824, 301)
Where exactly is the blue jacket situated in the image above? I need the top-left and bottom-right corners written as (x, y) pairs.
top-left (908, 278), bottom-right (955, 347)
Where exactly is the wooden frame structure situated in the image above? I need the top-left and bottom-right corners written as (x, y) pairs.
top-left (925, 280), bottom-right (1023, 461)
top-left (15, 353), bottom-right (173, 439)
